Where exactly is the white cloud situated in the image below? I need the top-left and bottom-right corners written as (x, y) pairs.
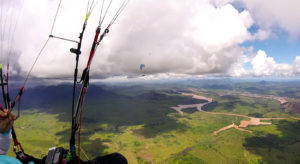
top-left (210, 0), bottom-right (236, 8)
top-left (2, 0), bottom-right (300, 79)
top-left (241, 0), bottom-right (300, 38)
top-left (276, 64), bottom-right (294, 76)
top-left (250, 50), bottom-right (295, 77)
top-left (0, 0), bottom-right (258, 79)
top-left (91, 0), bottom-right (254, 77)
top-left (227, 54), bottom-right (250, 77)
top-left (190, 4), bottom-right (253, 52)
top-left (252, 29), bottom-right (271, 41)
top-left (227, 50), bottom-right (300, 77)
top-left (227, 62), bottom-right (247, 77)
top-left (251, 50), bottom-right (277, 76)
top-left (294, 56), bottom-right (300, 73)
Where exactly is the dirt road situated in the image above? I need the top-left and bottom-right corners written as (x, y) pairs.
top-left (213, 123), bottom-right (252, 135)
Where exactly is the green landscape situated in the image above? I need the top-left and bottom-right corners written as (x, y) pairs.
top-left (7, 80), bottom-right (300, 164)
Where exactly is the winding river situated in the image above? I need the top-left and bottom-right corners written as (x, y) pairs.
top-left (171, 92), bottom-right (300, 135)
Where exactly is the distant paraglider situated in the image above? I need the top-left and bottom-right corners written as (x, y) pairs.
top-left (140, 64), bottom-right (146, 76)
top-left (140, 64), bottom-right (145, 71)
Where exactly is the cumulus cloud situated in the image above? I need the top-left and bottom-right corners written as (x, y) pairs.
top-left (251, 50), bottom-right (277, 76)
top-left (82, 0), bottom-right (254, 78)
top-left (0, 0), bottom-right (259, 79)
top-left (228, 50), bottom-right (300, 77)
top-left (241, 0), bottom-right (300, 38)
top-left (294, 56), bottom-right (300, 74)
top-left (1, 0), bottom-right (299, 80)
top-left (227, 53), bottom-right (249, 77)
top-left (252, 29), bottom-right (271, 41)
top-left (250, 50), bottom-right (295, 77)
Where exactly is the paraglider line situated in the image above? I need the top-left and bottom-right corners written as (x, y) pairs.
top-left (23, 38), bottom-right (50, 87)
top-left (98, 0), bottom-right (105, 25)
top-left (50, 0), bottom-right (63, 35)
top-left (99, 0), bottom-right (112, 26)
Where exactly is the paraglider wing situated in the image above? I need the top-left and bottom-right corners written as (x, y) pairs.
top-left (140, 64), bottom-right (145, 71)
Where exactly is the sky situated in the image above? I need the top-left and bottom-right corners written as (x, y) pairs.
top-left (1, 0), bottom-right (300, 81)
